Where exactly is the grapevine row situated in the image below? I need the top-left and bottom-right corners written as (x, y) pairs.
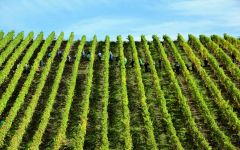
top-left (72, 35), bottom-right (97, 150)
top-left (0, 32), bottom-right (35, 86)
top-left (0, 31), bottom-right (24, 66)
top-left (7, 32), bottom-right (64, 150)
top-left (52, 35), bottom-right (86, 150)
top-left (0, 31), bottom-right (4, 40)
top-left (0, 32), bottom-right (42, 115)
top-left (0, 31), bottom-right (15, 50)
top-left (150, 35), bottom-right (211, 149)
top-left (211, 35), bottom-right (240, 63)
top-left (128, 35), bottom-right (158, 150)
top-left (177, 34), bottom-right (236, 149)
top-left (99, 36), bottom-right (110, 149)
top-left (117, 35), bottom-right (133, 150)
top-left (28, 32), bottom-right (74, 150)
top-left (189, 35), bottom-right (240, 107)
top-left (188, 35), bottom-right (240, 135)
top-left (0, 32), bottom-right (54, 147)
top-left (224, 33), bottom-right (240, 49)
top-left (199, 35), bottom-right (240, 82)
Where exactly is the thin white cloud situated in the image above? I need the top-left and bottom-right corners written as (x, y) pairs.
top-left (61, 17), bottom-right (217, 40)
top-left (170, 0), bottom-right (240, 27)
top-left (61, 17), bottom-right (141, 40)
top-left (0, 0), bottom-right (239, 40)
top-left (0, 0), bottom-right (111, 18)
top-left (0, 0), bottom-right (113, 31)
top-left (147, 0), bottom-right (240, 27)
top-left (169, 0), bottom-right (236, 15)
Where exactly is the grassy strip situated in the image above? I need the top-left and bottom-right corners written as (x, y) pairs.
top-left (27, 33), bottom-right (74, 150)
top-left (52, 35), bottom-right (86, 150)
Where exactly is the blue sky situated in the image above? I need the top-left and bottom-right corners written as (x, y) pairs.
top-left (0, 0), bottom-right (239, 40)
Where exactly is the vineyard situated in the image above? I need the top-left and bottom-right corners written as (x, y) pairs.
top-left (0, 31), bottom-right (240, 150)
